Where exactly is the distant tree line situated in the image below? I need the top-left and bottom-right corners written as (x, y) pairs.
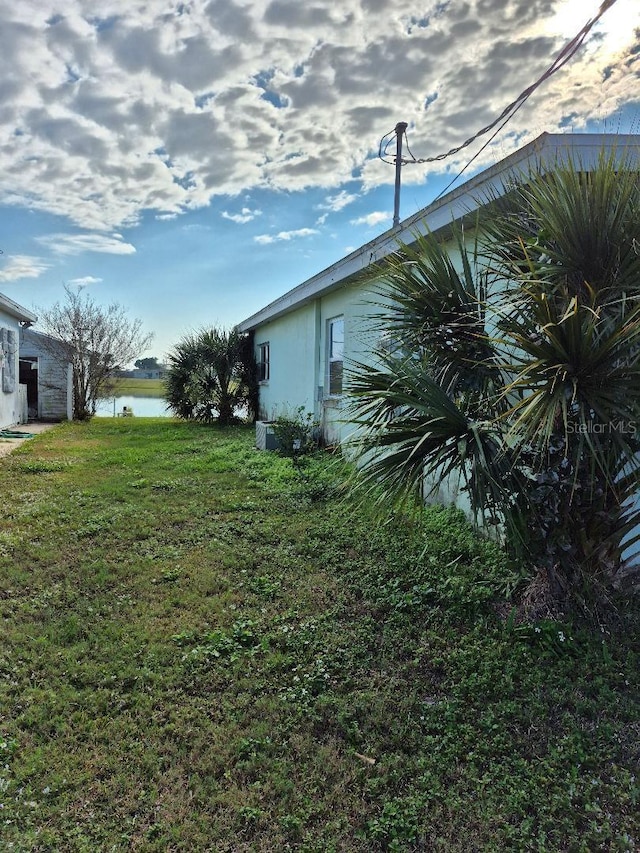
top-left (134, 357), bottom-right (164, 370)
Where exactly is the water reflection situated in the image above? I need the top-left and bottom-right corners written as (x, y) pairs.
top-left (95, 395), bottom-right (172, 418)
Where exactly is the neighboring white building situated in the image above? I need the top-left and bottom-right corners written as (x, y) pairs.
top-left (0, 292), bottom-right (37, 429)
top-left (19, 328), bottom-right (74, 422)
top-left (238, 132), bottom-right (640, 447)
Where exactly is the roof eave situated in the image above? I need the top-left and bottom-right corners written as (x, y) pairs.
top-left (237, 132), bottom-right (640, 332)
top-left (0, 292), bottom-right (37, 325)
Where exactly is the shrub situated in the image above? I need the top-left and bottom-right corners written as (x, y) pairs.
top-left (271, 407), bottom-right (319, 461)
top-left (348, 149), bottom-right (640, 610)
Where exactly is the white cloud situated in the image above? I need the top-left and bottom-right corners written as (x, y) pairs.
top-left (0, 254), bottom-right (50, 282)
top-left (182, 223), bottom-right (211, 232)
top-left (67, 276), bottom-right (103, 286)
top-left (36, 233), bottom-right (136, 255)
top-left (318, 191), bottom-right (358, 212)
top-left (222, 207), bottom-right (262, 224)
top-left (254, 228), bottom-right (319, 245)
top-left (350, 211), bottom-right (392, 227)
top-left (0, 0), bottom-right (636, 231)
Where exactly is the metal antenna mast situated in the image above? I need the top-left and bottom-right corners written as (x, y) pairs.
top-left (392, 121), bottom-right (407, 227)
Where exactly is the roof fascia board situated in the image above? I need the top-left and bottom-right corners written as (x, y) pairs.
top-left (0, 292), bottom-right (37, 324)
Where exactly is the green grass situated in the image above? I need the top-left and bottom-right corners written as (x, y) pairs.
top-left (0, 420), bottom-right (638, 852)
top-left (113, 378), bottom-right (165, 396)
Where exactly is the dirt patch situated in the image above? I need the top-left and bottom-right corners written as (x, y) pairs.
top-left (0, 422), bottom-right (60, 459)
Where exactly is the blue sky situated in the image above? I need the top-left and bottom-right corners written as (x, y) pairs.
top-left (0, 0), bottom-right (638, 362)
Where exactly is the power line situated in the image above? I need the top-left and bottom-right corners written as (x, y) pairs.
top-left (430, 94), bottom-right (530, 203)
top-left (379, 0), bottom-right (619, 172)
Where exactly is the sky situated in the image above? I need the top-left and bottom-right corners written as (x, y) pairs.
top-left (0, 0), bottom-right (638, 363)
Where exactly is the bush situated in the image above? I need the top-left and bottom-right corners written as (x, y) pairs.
top-left (271, 407), bottom-right (319, 461)
top-left (164, 327), bottom-right (257, 425)
top-left (349, 150), bottom-right (640, 611)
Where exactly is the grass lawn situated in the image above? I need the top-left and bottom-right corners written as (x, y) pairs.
top-left (0, 420), bottom-right (638, 852)
top-left (113, 378), bottom-right (165, 397)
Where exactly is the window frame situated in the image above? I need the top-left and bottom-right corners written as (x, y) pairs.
top-left (327, 316), bottom-right (344, 397)
top-left (257, 341), bottom-right (270, 383)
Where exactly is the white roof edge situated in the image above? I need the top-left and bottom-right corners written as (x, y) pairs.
top-left (237, 132), bottom-right (640, 332)
top-left (22, 327), bottom-right (65, 343)
top-left (0, 291), bottom-right (37, 324)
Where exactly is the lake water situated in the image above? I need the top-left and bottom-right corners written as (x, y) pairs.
top-left (94, 395), bottom-right (172, 418)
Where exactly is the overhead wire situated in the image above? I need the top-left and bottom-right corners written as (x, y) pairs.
top-left (379, 0), bottom-right (620, 182)
top-left (430, 93), bottom-right (531, 202)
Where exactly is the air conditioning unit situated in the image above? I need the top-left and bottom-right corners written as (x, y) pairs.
top-left (255, 420), bottom-right (280, 451)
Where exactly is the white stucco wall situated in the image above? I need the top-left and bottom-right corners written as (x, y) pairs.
top-left (254, 305), bottom-right (318, 423)
top-left (0, 310), bottom-right (22, 429)
top-left (250, 233), bottom-right (469, 448)
top-left (253, 278), bottom-right (383, 446)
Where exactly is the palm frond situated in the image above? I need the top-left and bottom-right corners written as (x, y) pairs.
top-left (365, 227), bottom-right (504, 401)
top-left (347, 351), bottom-right (517, 522)
top-left (348, 144), bottom-right (640, 602)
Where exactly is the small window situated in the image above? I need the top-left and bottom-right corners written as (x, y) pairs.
top-left (328, 317), bottom-right (344, 396)
top-left (257, 342), bottom-right (270, 382)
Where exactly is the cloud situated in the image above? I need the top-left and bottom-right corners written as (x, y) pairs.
top-left (254, 228), bottom-right (319, 245)
top-left (67, 276), bottom-right (103, 286)
top-left (350, 211), bottom-right (392, 227)
top-left (221, 207), bottom-right (262, 224)
top-left (318, 191), bottom-right (358, 212)
top-left (0, 0), bottom-right (636, 231)
top-left (36, 233), bottom-right (136, 255)
top-left (181, 223), bottom-right (211, 232)
top-left (0, 254), bottom-right (51, 282)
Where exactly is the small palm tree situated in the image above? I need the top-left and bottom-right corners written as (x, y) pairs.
top-left (348, 149), bottom-right (640, 607)
top-left (164, 328), bottom-right (257, 426)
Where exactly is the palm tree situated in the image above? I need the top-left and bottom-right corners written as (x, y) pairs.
top-left (164, 327), bottom-right (257, 426)
top-left (348, 149), bottom-right (640, 607)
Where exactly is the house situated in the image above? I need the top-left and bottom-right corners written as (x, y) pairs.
top-left (237, 132), bottom-right (640, 448)
top-left (0, 291), bottom-right (37, 429)
top-left (19, 328), bottom-right (74, 422)
top-left (116, 367), bottom-right (168, 380)
top-left (131, 367), bottom-right (167, 380)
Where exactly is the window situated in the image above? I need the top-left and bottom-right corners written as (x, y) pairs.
top-left (257, 342), bottom-right (270, 382)
top-left (328, 316), bottom-right (344, 396)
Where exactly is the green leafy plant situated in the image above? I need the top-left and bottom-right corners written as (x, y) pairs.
top-left (271, 406), bottom-right (319, 462)
top-left (503, 609), bottom-right (578, 657)
top-left (172, 619), bottom-right (266, 667)
top-left (367, 797), bottom-right (424, 850)
top-left (348, 149), bottom-right (640, 610)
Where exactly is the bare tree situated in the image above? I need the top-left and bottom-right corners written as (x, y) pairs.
top-left (38, 286), bottom-right (153, 420)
